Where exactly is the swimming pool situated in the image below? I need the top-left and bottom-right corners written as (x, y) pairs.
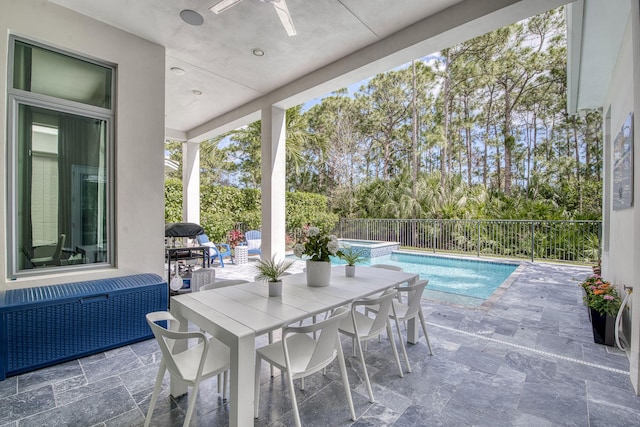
top-left (328, 251), bottom-right (519, 306)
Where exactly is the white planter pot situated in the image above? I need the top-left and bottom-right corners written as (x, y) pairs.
top-left (268, 280), bottom-right (282, 297)
top-left (305, 260), bottom-right (331, 287)
top-left (345, 265), bottom-right (356, 277)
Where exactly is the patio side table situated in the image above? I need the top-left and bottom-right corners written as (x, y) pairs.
top-left (235, 245), bottom-right (248, 264)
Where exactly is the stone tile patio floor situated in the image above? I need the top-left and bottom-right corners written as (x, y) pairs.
top-left (2, 259), bottom-right (640, 426)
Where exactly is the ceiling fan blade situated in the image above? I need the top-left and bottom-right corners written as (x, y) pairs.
top-left (271, 0), bottom-right (297, 36)
top-left (210, 0), bottom-right (244, 14)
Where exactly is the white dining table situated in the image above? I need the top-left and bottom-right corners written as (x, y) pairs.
top-left (169, 265), bottom-right (418, 427)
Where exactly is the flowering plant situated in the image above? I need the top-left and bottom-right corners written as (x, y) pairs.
top-left (293, 225), bottom-right (339, 262)
top-left (580, 275), bottom-right (622, 317)
top-left (227, 229), bottom-right (244, 248)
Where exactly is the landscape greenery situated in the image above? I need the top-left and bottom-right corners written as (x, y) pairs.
top-left (165, 8), bottom-right (602, 248)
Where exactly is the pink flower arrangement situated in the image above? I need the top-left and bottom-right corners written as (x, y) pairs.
top-left (579, 275), bottom-right (622, 317)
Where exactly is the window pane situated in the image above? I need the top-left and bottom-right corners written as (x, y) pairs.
top-left (16, 104), bottom-right (108, 270)
top-left (13, 41), bottom-right (112, 109)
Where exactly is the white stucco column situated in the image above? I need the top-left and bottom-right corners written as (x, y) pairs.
top-left (261, 106), bottom-right (287, 261)
top-left (183, 141), bottom-right (200, 224)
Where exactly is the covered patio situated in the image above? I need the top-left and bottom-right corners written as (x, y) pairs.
top-left (2, 0), bottom-right (640, 425)
top-left (1, 260), bottom-right (638, 425)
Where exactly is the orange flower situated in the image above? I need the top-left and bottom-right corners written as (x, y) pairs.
top-left (593, 289), bottom-right (605, 295)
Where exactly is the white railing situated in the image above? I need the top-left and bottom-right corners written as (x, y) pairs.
top-left (334, 219), bottom-right (601, 264)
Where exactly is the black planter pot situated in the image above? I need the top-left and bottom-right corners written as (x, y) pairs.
top-left (590, 308), bottom-right (615, 346)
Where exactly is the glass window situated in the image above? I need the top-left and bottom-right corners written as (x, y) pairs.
top-left (8, 37), bottom-right (114, 275)
top-left (13, 40), bottom-right (112, 109)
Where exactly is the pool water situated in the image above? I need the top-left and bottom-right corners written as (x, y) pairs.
top-left (327, 252), bottom-right (518, 305)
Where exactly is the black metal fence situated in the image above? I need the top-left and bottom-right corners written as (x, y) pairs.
top-left (333, 218), bottom-right (601, 264)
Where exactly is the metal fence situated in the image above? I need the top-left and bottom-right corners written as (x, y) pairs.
top-left (334, 219), bottom-right (602, 264)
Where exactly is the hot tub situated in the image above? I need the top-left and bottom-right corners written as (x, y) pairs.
top-left (337, 239), bottom-right (400, 258)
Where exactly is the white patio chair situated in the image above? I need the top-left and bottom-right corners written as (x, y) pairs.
top-left (254, 307), bottom-right (356, 427)
top-left (338, 288), bottom-right (404, 403)
top-left (366, 279), bottom-right (433, 373)
top-left (144, 311), bottom-right (230, 427)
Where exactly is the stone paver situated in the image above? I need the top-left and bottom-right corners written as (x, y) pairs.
top-left (2, 258), bottom-right (638, 426)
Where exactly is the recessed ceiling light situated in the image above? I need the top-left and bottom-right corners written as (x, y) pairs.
top-left (180, 9), bottom-right (204, 26)
top-left (252, 48), bottom-right (265, 57)
top-left (192, 90), bottom-right (202, 96)
top-left (170, 67), bottom-right (186, 76)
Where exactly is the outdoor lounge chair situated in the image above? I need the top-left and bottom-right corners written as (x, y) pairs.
top-left (243, 230), bottom-right (262, 256)
top-left (196, 234), bottom-right (233, 267)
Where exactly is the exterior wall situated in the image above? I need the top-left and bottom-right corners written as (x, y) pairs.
top-left (601, 3), bottom-right (640, 393)
top-left (0, 0), bottom-right (166, 289)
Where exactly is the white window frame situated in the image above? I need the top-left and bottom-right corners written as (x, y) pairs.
top-left (7, 36), bottom-right (116, 277)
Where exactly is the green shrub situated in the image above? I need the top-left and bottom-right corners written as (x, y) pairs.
top-left (165, 181), bottom-right (338, 241)
top-left (164, 178), bottom-right (182, 223)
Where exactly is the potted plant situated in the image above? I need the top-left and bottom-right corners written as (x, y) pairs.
top-left (579, 275), bottom-right (622, 345)
top-left (255, 255), bottom-right (293, 297)
top-left (293, 225), bottom-right (340, 287)
top-left (337, 245), bottom-right (365, 277)
top-left (227, 228), bottom-right (245, 252)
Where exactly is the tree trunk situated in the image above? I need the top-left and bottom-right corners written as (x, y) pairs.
top-left (465, 98), bottom-right (472, 186)
top-left (503, 87), bottom-right (513, 196)
top-left (440, 50), bottom-right (450, 187)
top-left (411, 60), bottom-right (418, 201)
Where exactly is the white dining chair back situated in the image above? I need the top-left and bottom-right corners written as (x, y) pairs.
top-left (254, 307), bottom-right (355, 427)
top-left (144, 311), bottom-right (230, 427)
top-left (338, 288), bottom-right (404, 403)
top-left (369, 263), bottom-right (413, 301)
top-left (397, 279), bottom-right (429, 321)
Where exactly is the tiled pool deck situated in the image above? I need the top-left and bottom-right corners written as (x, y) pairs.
top-left (2, 259), bottom-right (639, 426)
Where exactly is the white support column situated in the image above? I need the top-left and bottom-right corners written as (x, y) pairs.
top-left (261, 106), bottom-right (287, 261)
top-left (182, 141), bottom-right (200, 224)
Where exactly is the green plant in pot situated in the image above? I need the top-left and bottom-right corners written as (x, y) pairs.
top-left (337, 246), bottom-right (365, 277)
top-left (255, 255), bottom-right (293, 297)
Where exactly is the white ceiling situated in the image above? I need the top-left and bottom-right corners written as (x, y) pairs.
top-left (50, 0), bottom-right (572, 141)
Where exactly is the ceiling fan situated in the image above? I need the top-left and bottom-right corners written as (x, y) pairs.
top-left (210, 0), bottom-right (297, 36)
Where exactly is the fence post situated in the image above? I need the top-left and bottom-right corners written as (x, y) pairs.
top-left (531, 221), bottom-right (535, 262)
top-left (477, 220), bottom-right (481, 258)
